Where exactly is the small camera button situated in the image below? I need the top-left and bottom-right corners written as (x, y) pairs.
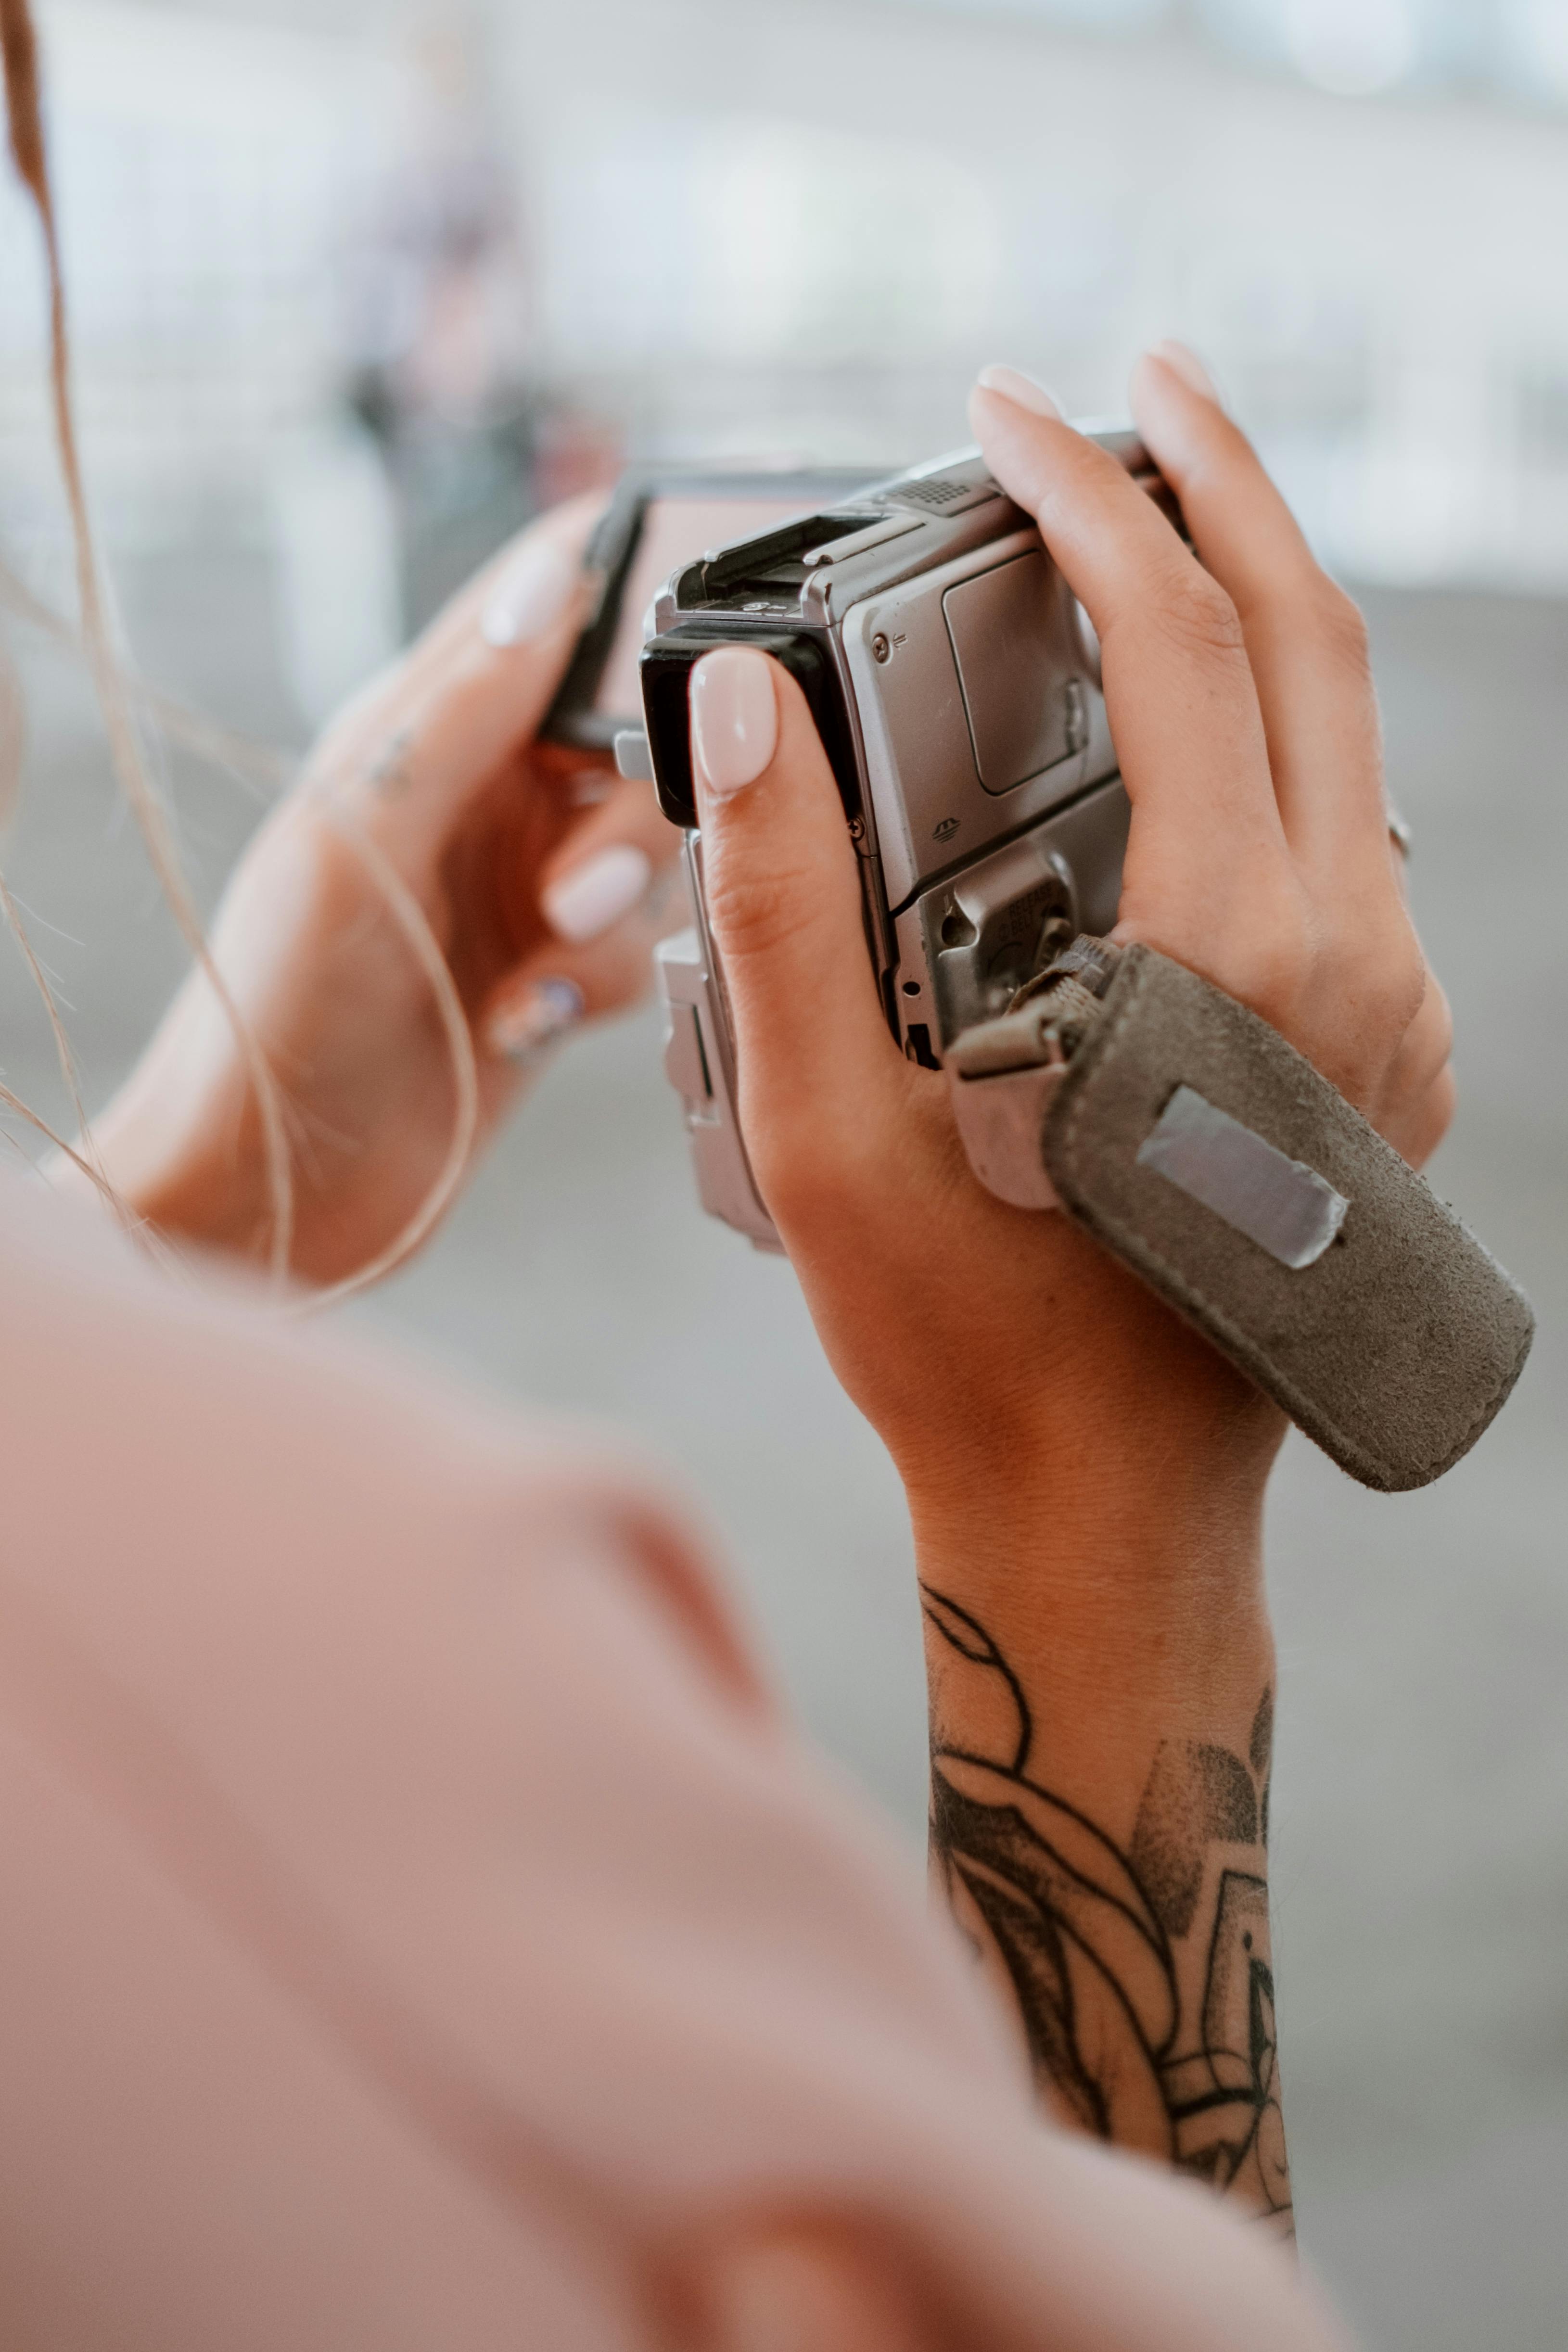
top-left (614, 729), bottom-right (655, 783)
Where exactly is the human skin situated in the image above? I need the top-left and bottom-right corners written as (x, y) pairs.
top-left (684, 347), bottom-right (1454, 2242)
top-left (60, 348), bottom-right (1439, 2340)
top-left (53, 494), bottom-right (686, 1282)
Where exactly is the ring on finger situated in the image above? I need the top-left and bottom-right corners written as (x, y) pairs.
top-left (1386, 802), bottom-right (1414, 859)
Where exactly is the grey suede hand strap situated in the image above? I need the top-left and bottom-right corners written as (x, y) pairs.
top-left (948, 942), bottom-right (1534, 1492)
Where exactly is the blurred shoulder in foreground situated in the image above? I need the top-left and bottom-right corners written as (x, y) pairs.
top-left (0, 1176), bottom-right (1343, 2352)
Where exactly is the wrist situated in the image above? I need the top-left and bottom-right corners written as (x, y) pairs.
top-left (918, 1471), bottom-right (1289, 2223)
top-left (909, 1482), bottom-right (1274, 1753)
top-left (900, 1294), bottom-right (1282, 1731)
top-left (902, 1335), bottom-right (1281, 1595)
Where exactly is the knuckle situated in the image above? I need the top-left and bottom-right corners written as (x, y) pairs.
top-left (1239, 953), bottom-right (1310, 1034)
top-left (743, 1068), bottom-right (910, 1238)
top-left (1124, 880), bottom-right (1315, 1034)
top-left (1359, 925), bottom-right (1428, 1039)
top-left (1153, 565), bottom-right (1248, 665)
top-left (756, 1158), bottom-right (841, 1240)
top-left (1423, 974), bottom-right (1456, 1065)
top-left (1221, 895), bottom-right (1316, 1024)
top-left (1423, 1064), bottom-right (1459, 1156)
top-left (1320, 926), bottom-right (1436, 1108)
top-left (1391, 966), bottom-right (1455, 1091)
top-left (749, 1114), bottom-right (874, 1236)
top-left (702, 860), bottom-right (817, 965)
top-left (1381, 1056), bottom-right (1457, 1169)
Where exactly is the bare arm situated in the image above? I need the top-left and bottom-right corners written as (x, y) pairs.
top-left (687, 345), bottom-right (1454, 2229)
top-left (926, 1593), bottom-right (1286, 2220)
top-left (913, 1412), bottom-right (1289, 2228)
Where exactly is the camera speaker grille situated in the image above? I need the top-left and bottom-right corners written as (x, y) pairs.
top-left (884, 472), bottom-right (1001, 516)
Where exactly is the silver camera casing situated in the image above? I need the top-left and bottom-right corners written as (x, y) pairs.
top-left (642, 438), bottom-right (1169, 1251)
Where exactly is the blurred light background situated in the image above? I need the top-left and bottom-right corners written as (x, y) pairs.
top-left (0, 3), bottom-right (1565, 2349)
top-left (11, 0), bottom-right (1568, 700)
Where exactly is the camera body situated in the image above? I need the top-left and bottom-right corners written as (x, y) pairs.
top-left (634, 438), bottom-right (1175, 1250)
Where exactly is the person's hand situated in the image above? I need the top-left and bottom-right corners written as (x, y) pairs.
top-left (77, 497), bottom-right (682, 1284)
top-left (687, 349), bottom-right (1454, 1572)
top-left (976, 351), bottom-right (1453, 1169)
top-left (688, 352), bottom-right (1451, 2220)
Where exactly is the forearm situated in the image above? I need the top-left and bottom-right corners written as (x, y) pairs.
top-left (909, 1424), bottom-right (1293, 2236)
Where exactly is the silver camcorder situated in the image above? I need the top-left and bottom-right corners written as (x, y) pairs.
top-left (616, 437), bottom-right (1180, 1251)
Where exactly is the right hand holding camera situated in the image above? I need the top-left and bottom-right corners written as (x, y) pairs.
top-left (688, 346), bottom-right (1456, 1592)
top-left (687, 354), bottom-right (1459, 2233)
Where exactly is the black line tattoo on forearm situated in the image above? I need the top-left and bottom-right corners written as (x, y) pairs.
top-left (921, 1586), bottom-right (1292, 2231)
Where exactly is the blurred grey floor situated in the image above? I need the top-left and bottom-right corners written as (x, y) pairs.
top-left (1, 553), bottom-right (1564, 2349)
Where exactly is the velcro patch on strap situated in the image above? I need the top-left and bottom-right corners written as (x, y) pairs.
top-left (1136, 1085), bottom-right (1350, 1271)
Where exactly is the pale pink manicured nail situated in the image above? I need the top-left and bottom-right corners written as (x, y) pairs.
top-left (1150, 340), bottom-right (1224, 407)
top-left (541, 843), bottom-right (651, 943)
top-left (690, 646), bottom-right (778, 799)
top-left (485, 976), bottom-right (585, 1064)
top-left (973, 363), bottom-right (1064, 420)
top-left (481, 535), bottom-right (579, 648)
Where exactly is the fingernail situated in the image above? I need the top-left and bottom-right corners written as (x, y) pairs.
top-left (485, 976), bottom-right (585, 1064)
top-left (542, 843), bottom-right (652, 943)
top-left (1150, 340), bottom-right (1224, 407)
top-left (481, 535), bottom-right (579, 648)
top-left (974, 363), bottom-right (1063, 420)
top-left (690, 646), bottom-right (778, 799)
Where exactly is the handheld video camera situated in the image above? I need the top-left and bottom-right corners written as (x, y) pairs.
top-left (547, 440), bottom-right (1177, 1251)
top-left (543, 450), bottom-right (1540, 1503)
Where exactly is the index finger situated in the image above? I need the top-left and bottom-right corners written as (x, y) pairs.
top-left (968, 377), bottom-right (1294, 962)
top-left (1127, 350), bottom-right (1390, 890)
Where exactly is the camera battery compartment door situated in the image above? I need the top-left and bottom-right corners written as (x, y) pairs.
top-left (943, 551), bottom-right (1086, 794)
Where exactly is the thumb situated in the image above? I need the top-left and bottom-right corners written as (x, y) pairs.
top-left (690, 647), bottom-right (905, 1214)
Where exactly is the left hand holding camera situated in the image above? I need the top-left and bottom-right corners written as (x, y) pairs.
top-left (73, 496), bottom-right (681, 1282)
